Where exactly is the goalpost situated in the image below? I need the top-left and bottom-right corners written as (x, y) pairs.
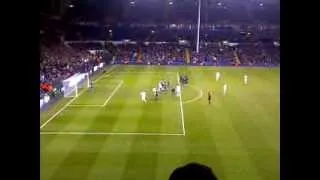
top-left (62, 73), bottom-right (90, 98)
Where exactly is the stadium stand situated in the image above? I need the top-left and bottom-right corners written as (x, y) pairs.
top-left (40, 23), bottom-right (279, 101)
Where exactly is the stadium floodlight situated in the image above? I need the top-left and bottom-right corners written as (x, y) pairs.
top-left (217, 2), bottom-right (222, 6)
top-left (196, 0), bottom-right (201, 53)
top-left (130, 1), bottom-right (135, 5)
top-left (69, 4), bottom-right (74, 8)
top-left (259, 3), bottom-right (264, 7)
top-left (168, 1), bottom-right (173, 5)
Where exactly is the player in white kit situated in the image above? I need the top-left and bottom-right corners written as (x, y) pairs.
top-left (176, 84), bottom-right (181, 96)
top-left (223, 84), bottom-right (227, 96)
top-left (152, 87), bottom-right (157, 95)
top-left (216, 72), bottom-right (221, 81)
top-left (244, 74), bottom-right (248, 85)
top-left (140, 91), bottom-right (147, 103)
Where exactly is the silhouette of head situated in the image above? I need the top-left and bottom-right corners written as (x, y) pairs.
top-left (169, 162), bottom-right (218, 180)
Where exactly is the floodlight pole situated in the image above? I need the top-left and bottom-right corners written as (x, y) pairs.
top-left (196, 0), bottom-right (201, 54)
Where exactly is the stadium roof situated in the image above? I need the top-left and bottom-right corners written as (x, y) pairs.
top-left (41, 0), bottom-right (279, 24)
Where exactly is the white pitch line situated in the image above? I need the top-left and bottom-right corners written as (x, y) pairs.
top-left (177, 72), bottom-right (186, 136)
top-left (40, 90), bottom-right (86, 129)
top-left (40, 131), bottom-right (184, 136)
top-left (68, 104), bottom-right (103, 107)
top-left (93, 66), bottom-right (116, 83)
top-left (183, 85), bottom-right (203, 104)
top-left (68, 80), bottom-right (123, 108)
top-left (102, 80), bottom-right (124, 107)
top-left (113, 72), bottom-right (176, 74)
top-left (40, 66), bottom-right (117, 129)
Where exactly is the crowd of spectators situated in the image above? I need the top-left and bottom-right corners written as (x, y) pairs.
top-left (111, 41), bottom-right (279, 67)
top-left (67, 42), bottom-right (105, 50)
top-left (113, 43), bottom-right (189, 65)
top-left (40, 41), bottom-right (105, 99)
top-left (236, 42), bottom-right (280, 66)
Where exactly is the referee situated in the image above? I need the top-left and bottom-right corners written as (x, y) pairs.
top-left (208, 91), bottom-right (212, 104)
top-left (171, 87), bottom-right (175, 96)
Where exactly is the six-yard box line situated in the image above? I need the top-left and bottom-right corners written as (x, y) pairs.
top-left (40, 69), bottom-right (186, 136)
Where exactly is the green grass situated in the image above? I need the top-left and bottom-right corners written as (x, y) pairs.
top-left (40, 65), bottom-right (280, 180)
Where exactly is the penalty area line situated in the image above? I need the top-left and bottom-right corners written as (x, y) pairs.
top-left (40, 131), bottom-right (184, 136)
top-left (40, 89), bottom-right (86, 129)
top-left (177, 72), bottom-right (186, 136)
top-left (68, 104), bottom-right (103, 107)
top-left (93, 66), bottom-right (116, 83)
top-left (68, 80), bottom-right (123, 108)
top-left (111, 71), bottom-right (177, 74)
top-left (102, 80), bottom-right (124, 107)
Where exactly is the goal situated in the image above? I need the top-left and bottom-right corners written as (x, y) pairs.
top-left (62, 73), bottom-right (90, 98)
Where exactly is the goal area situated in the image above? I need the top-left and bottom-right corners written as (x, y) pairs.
top-left (62, 73), bottom-right (90, 98)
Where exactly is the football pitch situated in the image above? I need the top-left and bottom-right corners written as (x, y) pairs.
top-left (40, 65), bottom-right (280, 180)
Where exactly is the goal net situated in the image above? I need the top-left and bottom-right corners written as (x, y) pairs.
top-left (62, 73), bottom-right (90, 98)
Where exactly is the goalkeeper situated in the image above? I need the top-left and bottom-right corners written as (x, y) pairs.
top-left (90, 80), bottom-right (94, 91)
